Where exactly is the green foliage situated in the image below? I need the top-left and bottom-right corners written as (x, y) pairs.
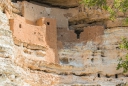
top-left (117, 55), bottom-right (128, 73)
top-left (119, 0), bottom-right (128, 12)
top-left (117, 38), bottom-right (128, 73)
top-left (80, 0), bottom-right (128, 20)
top-left (119, 38), bottom-right (128, 49)
top-left (80, 0), bottom-right (107, 8)
top-left (124, 17), bottom-right (128, 25)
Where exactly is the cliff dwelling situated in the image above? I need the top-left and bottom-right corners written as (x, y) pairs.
top-left (0, 0), bottom-right (128, 86)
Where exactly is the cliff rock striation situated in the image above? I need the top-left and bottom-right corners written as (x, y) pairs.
top-left (0, 0), bottom-right (128, 86)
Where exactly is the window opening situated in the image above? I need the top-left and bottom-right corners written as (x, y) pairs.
top-left (74, 29), bottom-right (83, 39)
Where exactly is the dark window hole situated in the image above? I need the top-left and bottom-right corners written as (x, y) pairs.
top-left (104, 24), bottom-right (107, 29)
top-left (97, 73), bottom-right (100, 78)
top-left (91, 58), bottom-right (94, 62)
top-left (19, 24), bottom-right (22, 28)
top-left (34, 32), bottom-right (36, 34)
top-left (47, 22), bottom-right (50, 25)
top-left (40, 12), bottom-right (42, 14)
top-left (74, 29), bottom-right (83, 39)
top-left (0, 74), bottom-right (2, 76)
top-left (92, 54), bottom-right (95, 56)
top-left (115, 74), bottom-right (118, 78)
top-left (97, 47), bottom-right (100, 50)
top-left (125, 75), bottom-right (128, 77)
top-left (116, 47), bottom-right (119, 49)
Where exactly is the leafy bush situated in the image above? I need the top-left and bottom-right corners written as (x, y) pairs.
top-left (80, 0), bottom-right (128, 20)
top-left (117, 38), bottom-right (128, 73)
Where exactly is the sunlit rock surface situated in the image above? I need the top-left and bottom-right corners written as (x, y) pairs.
top-left (0, 0), bottom-right (128, 86)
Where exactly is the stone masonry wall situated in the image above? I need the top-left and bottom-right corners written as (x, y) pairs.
top-left (21, 1), bottom-right (78, 28)
top-left (10, 15), bottom-right (59, 63)
top-left (57, 26), bottom-right (104, 44)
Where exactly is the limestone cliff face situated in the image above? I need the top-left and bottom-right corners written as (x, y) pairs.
top-left (0, 8), bottom-right (29, 86)
top-left (0, 0), bottom-right (128, 86)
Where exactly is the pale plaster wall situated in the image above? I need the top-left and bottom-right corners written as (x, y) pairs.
top-left (22, 1), bottom-right (78, 28)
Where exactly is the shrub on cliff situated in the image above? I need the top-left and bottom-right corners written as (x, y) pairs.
top-left (80, 0), bottom-right (128, 21)
top-left (117, 38), bottom-right (128, 73)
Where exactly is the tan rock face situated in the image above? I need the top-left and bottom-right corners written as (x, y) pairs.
top-left (106, 18), bottom-right (128, 28)
top-left (0, 0), bottom-right (128, 86)
top-left (68, 4), bottom-right (128, 30)
top-left (57, 27), bottom-right (128, 85)
top-left (0, 8), bottom-right (31, 86)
